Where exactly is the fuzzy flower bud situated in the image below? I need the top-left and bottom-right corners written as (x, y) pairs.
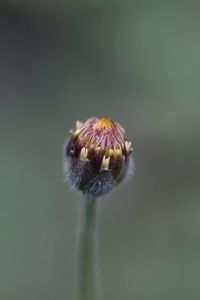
top-left (64, 117), bottom-right (133, 198)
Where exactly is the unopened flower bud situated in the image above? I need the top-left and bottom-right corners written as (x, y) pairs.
top-left (64, 117), bottom-right (133, 198)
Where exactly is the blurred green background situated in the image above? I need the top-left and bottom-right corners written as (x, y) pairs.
top-left (0, 1), bottom-right (200, 299)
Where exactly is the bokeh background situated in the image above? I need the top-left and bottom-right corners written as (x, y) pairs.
top-left (1, 1), bottom-right (200, 299)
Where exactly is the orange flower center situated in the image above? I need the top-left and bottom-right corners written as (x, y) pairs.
top-left (94, 118), bottom-right (113, 130)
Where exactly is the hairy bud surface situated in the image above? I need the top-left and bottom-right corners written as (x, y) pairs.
top-left (64, 117), bottom-right (133, 197)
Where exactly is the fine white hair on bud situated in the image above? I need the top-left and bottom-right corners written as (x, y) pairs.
top-left (64, 117), bottom-right (134, 198)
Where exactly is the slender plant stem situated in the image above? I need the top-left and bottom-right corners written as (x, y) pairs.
top-left (79, 195), bottom-right (98, 300)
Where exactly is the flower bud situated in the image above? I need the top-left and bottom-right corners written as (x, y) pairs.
top-left (64, 117), bottom-right (133, 198)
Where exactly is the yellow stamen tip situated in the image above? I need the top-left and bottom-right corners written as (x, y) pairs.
top-left (95, 146), bottom-right (101, 152)
top-left (76, 120), bottom-right (83, 130)
top-left (125, 141), bottom-right (133, 152)
top-left (80, 147), bottom-right (89, 162)
top-left (73, 128), bottom-right (81, 136)
top-left (101, 155), bottom-right (110, 171)
top-left (108, 148), bottom-right (114, 156)
top-left (115, 149), bottom-right (121, 157)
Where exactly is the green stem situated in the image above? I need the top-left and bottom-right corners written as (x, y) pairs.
top-left (79, 195), bottom-right (98, 300)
